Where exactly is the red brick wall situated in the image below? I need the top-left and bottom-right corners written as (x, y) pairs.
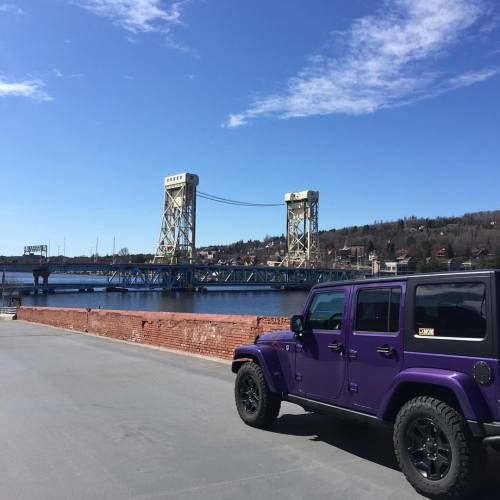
top-left (17, 306), bottom-right (289, 360)
top-left (18, 306), bottom-right (89, 332)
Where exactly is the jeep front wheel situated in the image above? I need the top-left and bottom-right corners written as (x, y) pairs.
top-left (394, 396), bottom-right (483, 499)
top-left (235, 362), bottom-right (281, 428)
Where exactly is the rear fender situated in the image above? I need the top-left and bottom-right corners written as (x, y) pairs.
top-left (232, 344), bottom-right (288, 393)
top-left (378, 368), bottom-right (492, 421)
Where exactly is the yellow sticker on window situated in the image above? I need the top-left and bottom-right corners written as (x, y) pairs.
top-left (418, 328), bottom-right (435, 336)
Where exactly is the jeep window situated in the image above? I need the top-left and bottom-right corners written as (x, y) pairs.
top-left (306, 291), bottom-right (345, 330)
top-left (355, 287), bottom-right (401, 333)
top-left (415, 283), bottom-right (486, 339)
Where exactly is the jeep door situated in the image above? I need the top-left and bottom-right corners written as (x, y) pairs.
top-left (294, 287), bottom-right (349, 403)
top-left (347, 283), bottom-right (405, 412)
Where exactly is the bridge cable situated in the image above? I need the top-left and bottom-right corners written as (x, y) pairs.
top-left (197, 191), bottom-right (284, 207)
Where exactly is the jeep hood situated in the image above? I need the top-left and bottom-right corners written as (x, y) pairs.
top-left (257, 330), bottom-right (294, 342)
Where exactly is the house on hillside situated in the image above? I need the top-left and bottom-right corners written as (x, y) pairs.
top-left (338, 245), bottom-right (351, 258)
top-left (436, 247), bottom-right (448, 258)
top-left (198, 250), bottom-right (217, 262)
top-left (376, 258), bottom-right (415, 276)
top-left (472, 248), bottom-right (489, 257)
top-left (338, 244), bottom-right (365, 259)
top-left (350, 245), bottom-right (365, 258)
top-left (396, 248), bottom-right (410, 260)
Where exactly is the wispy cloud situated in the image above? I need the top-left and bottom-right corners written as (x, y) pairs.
top-left (78, 0), bottom-right (186, 34)
top-left (0, 3), bottom-right (24, 14)
top-left (52, 69), bottom-right (84, 79)
top-left (480, 13), bottom-right (500, 33)
top-left (447, 67), bottom-right (500, 87)
top-left (0, 78), bottom-right (52, 101)
top-left (225, 0), bottom-right (499, 128)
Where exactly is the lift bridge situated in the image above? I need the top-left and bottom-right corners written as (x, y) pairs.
top-left (1, 262), bottom-right (361, 293)
top-left (154, 172), bottom-right (322, 268)
top-left (3, 173), bottom-right (366, 293)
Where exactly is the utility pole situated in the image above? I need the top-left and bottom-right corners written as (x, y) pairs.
top-left (63, 237), bottom-right (66, 263)
top-left (95, 237), bottom-right (99, 264)
top-left (112, 236), bottom-right (116, 265)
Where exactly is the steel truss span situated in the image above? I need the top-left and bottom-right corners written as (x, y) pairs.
top-left (1, 263), bottom-right (364, 293)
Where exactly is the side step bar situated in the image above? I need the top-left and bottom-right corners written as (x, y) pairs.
top-left (286, 394), bottom-right (500, 446)
top-left (285, 394), bottom-right (384, 425)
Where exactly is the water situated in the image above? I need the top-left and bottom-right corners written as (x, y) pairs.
top-left (20, 290), bottom-right (307, 316)
top-left (6, 273), bottom-right (308, 316)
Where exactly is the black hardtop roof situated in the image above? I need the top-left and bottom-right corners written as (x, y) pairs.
top-left (313, 269), bottom-right (500, 291)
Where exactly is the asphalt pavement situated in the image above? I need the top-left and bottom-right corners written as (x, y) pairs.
top-left (1, 320), bottom-right (498, 500)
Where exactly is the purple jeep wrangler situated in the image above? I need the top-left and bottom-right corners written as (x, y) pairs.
top-left (232, 271), bottom-right (500, 499)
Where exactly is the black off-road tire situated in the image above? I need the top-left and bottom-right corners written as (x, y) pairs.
top-left (235, 362), bottom-right (281, 429)
top-left (394, 396), bottom-right (485, 500)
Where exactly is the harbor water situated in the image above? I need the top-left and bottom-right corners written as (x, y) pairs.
top-left (4, 273), bottom-right (308, 316)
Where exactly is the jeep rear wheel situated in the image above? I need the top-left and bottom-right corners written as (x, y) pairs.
top-left (394, 396), bottom-right (484, 499)
top-left (235, 362), bottom-right (281, 429)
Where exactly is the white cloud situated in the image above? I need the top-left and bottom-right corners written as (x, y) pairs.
top-left (0, 3), bottom-right (24, 14)
top-left (226, 0), bottom-right (499, 128)
top-left (480, 14), bottom-right (500, 34)
top-left (224, 114), bottom-right (248, 129)
top-left (52, 69), bottom-right (84, 79)
top-left (447, 67), bottom-right (500, 87)
top-left (0, 78), bottom-right (52, 101)
top-left (78, 0), bottom-right (186, 33)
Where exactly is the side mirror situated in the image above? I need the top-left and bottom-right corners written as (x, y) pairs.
top-left (290, 314), bottom-right (305, 336)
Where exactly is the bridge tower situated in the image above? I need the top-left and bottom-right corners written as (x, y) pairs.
top-left (282, 190), bottom-right (320, 268)
top-left (154, 173), bottom-right (199, 264)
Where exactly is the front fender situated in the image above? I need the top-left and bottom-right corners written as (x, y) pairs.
top-left (232, 344), bottom-right (288, 393)
top-left (378, 368), bottom-right (492, 421)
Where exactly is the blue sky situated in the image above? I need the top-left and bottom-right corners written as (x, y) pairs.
top-left (0, 0), bottom-right (499, 256)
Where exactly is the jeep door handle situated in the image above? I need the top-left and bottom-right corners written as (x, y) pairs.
top-left (328, 342), bottom-right (343, 353)
top-left (376, 345), bottom-right (395, 356)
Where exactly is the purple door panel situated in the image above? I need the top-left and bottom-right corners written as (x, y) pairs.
top-left (294, 287), bottom-right (349, 403)
top-left (346, 282), bottom-right (406, 412)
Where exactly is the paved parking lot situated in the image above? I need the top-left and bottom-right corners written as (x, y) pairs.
top-left (1, 320), bottom-right (499, 499)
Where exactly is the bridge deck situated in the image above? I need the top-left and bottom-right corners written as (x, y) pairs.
top-left (1, 263), bottom-right (366, 293)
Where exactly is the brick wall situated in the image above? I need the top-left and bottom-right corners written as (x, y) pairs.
top-left (18, 306), bottom-right (89, 331)
top-left (17, 306), bottom-right (289, 360)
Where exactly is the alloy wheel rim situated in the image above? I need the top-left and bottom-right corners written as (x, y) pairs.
top-left (405, 417), bottom-right (452, 481)
top-left (239, 374), bottom-right (260, 414)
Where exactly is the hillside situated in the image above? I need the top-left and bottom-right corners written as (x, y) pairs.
top-left (198, 210), bottom-right (500, 270)
top-left (3, 210), bottom-right (499, 270)
top-left (320, 210), bottom-right (500, 260)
